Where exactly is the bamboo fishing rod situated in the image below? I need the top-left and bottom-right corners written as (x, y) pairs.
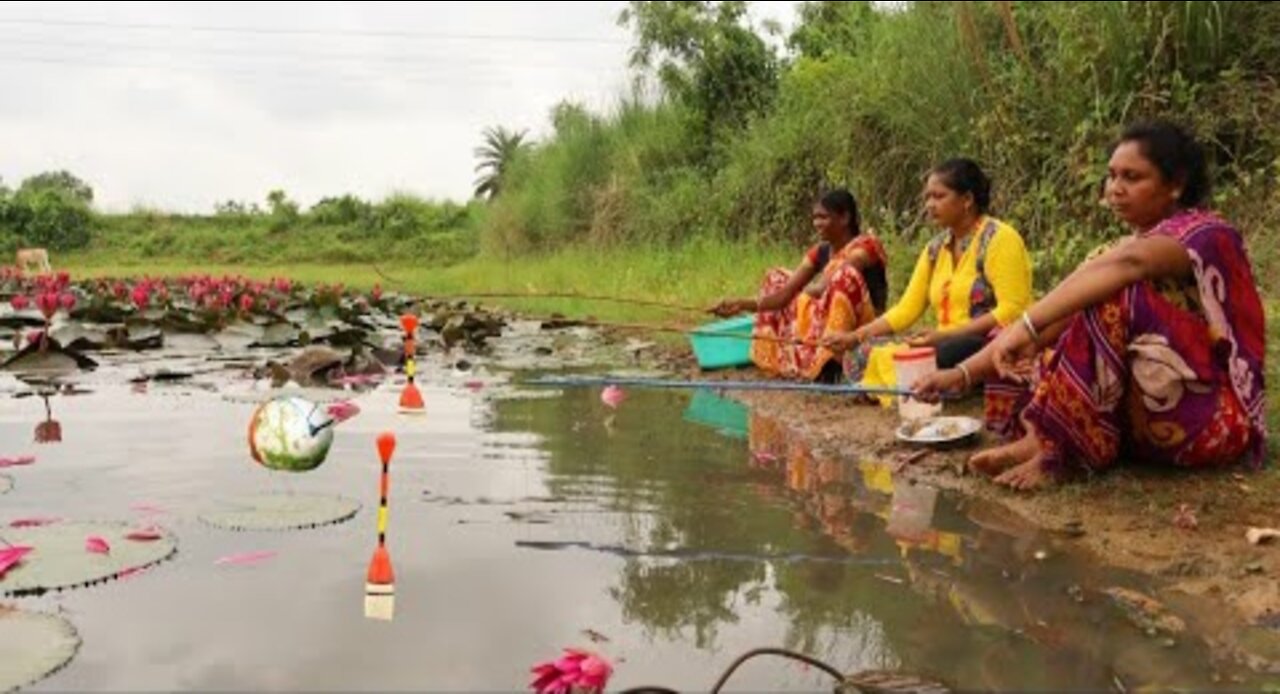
top-left (421, 289), bottom-right (708, 314)
top-left (369, 264), bottom-right (708, 314)
top-left (526, 374), bottom-right (916, 397)
top-left (525, 313), bottom-right (823, 349)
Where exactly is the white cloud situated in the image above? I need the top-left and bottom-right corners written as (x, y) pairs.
top-left (0, 1), bottom-right (798, 213)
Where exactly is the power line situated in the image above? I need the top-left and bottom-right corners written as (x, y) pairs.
top-left (0, 51), bottom-right (627, 91)
top-left (0, 16), bottom-right (630, 45)
top-left (0, 33), bottom-right (620, 72)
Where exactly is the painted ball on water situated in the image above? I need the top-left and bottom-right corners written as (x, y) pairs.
top-left (247, 396), bottom-right (359, 472)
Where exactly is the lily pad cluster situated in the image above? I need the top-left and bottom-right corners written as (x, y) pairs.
top-left (1, 272), bottom-right (516, 379)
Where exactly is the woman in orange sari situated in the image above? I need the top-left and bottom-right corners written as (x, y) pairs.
top-left (914, 121), bottom-right (1267, 490)
top-left (710, 189), bottom-right (887, 383)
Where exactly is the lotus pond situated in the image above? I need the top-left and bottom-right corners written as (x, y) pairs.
top-left (0, 273), bottom-right (1263, 691)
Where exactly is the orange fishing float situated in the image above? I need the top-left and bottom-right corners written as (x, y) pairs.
top-left (398, 313), bottom-right (425, 414)
top-left (365, 431), bottom-right (397, 620)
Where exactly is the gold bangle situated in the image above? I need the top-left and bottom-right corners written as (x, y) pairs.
top-left (957, 363), bottom-right (972, 390)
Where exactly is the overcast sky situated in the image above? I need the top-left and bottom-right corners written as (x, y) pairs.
top-left (0, 1), bottom-right (798, 213)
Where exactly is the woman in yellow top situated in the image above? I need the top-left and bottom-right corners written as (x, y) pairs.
top-left (825, 159), bottom-right (1033, 388)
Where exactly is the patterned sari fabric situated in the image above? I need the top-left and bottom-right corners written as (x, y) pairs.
top-left (1021, 210), bottom-right (1267, 475)
top-left (750, 236), bottom-right (884, 381)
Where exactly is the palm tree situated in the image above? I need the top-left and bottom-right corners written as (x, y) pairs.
top-left (473, 126), bottom-right (528, 200)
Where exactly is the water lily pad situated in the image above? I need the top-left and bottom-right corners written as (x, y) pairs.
top-left (0, 341), bottom-right (97, 376)
top-left (255, 323), bottom-right (299, 348)
top-left (124, 325), bottom-right (163, 351)
top-left (49, 324), bottom-right (110, 352)
top-left (163, 332), bottom-right (221, 353)
top-left (0, 606), bottom-right (81, 692)
top-left (214, 323), bottom-right (265, 352)
top-left (0, 521), bottom-right (178, 597)
top-left (199, 493), bottom-right (361, 531)
top-left (0, 310), bottom-right (46, 329)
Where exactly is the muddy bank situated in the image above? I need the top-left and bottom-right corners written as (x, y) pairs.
top-left (646, 353), bottom-right (1280, 677)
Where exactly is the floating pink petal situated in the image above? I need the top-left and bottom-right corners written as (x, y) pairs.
top-left (0, 455), bottom-right (35, 468)
top-left (0, 546), bottom-right (34, 579)
top-left (125, 526), bottom-right (164, 542)
top-left (325, 401), bottom-right (361, 423)
top-left (600, 385), bottom-right (625, 409)
top-left (130, 503), bottom-right (168, 515)
top-left (117, 566), bottom-right (150, 581)
top-left (464, 380), bottom-right (485, 392)
top-left (9, 517), bottom-right (61, 528)
top-left (214, 551), bottom-right (276, 567)
top-left (85, 536), bottom-right (111, 554)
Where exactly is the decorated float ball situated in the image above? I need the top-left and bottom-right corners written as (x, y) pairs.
top-left (247, 396), bottom-right (359, 472)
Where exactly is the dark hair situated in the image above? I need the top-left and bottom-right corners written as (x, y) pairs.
top-left (931, 158), bottom-right (992, 214)
top-left (816, 188), bottom-right (888, 314)
top-left (818, 188), bottom-right (861, 235)
top-left (1116, 120), bottom-right (1210, 207)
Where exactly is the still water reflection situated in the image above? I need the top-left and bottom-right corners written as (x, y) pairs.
top-left (0, 360), bottom-right (1244, 691)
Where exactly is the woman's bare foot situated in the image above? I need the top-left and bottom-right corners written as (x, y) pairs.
top-left (993, 456), bottom-right (1054, 491)
top-left (968, 433), bottom-right (1039, 477)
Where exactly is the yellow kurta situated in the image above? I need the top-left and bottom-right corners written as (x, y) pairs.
top-left (853, 216), bottom-right (1033, 401)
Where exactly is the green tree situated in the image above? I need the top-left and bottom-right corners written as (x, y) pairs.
top-left (787, 1), bottom-right (880, 58)
top-left (618, 1), bottom-right (778, 156)
top-left (265, 189), bottom-right (300, 232)
top-left (18, 170), bottom-right (94, 205)
top-left (473, 126), bottom-right (529, 200)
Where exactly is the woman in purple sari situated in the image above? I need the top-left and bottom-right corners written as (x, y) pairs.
top-left (914, 121), bottom-right (1267, 490)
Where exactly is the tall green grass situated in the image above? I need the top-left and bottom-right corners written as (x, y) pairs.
top-left (483, 1), bottom-right (1280, 296)
top-left (63, 237), bottom-right (794, 327)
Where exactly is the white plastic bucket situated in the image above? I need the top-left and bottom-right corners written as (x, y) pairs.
top-left (893, 347), bottom-right (942, 422)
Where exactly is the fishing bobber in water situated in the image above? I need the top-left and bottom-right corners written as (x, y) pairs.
top-left (398, 314), bottom-right (425, 415)
top-left (365, 431), bottom-right (397, 621)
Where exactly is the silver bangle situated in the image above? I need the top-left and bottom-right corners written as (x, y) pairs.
top-left (1020, 312), bottom-right (1041, 344)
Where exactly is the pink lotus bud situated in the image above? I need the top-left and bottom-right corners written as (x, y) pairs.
top-left (36, 292), bottom-right (59, 320)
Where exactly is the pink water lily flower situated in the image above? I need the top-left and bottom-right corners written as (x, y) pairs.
top-left (530, 648), bottom-right (613, 694)
top-left (10, 294), bottom-right (30, 311)
top-left (600, 386), bottom-right (625, 409)
top-left (0, 545), bottom-right (34, 579)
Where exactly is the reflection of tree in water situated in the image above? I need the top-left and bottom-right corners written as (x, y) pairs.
top-left (492, 389), bottom-right (820, 648)
top-left (609, 559), bottom-right (765, 649)
top-left (771, 561), bottom-right (903, 670)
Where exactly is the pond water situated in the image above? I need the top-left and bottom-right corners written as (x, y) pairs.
top-left (0, 348), bottom-right (1249, 691)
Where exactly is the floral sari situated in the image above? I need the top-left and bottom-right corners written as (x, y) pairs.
top-left (750, 235), bottom-right (885, 381)
top-left (1012, 210), bottom-right (1267, 474)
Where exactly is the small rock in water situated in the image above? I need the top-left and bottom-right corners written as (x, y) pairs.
top-left (1035, 550), bottom-right (1049, 561)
